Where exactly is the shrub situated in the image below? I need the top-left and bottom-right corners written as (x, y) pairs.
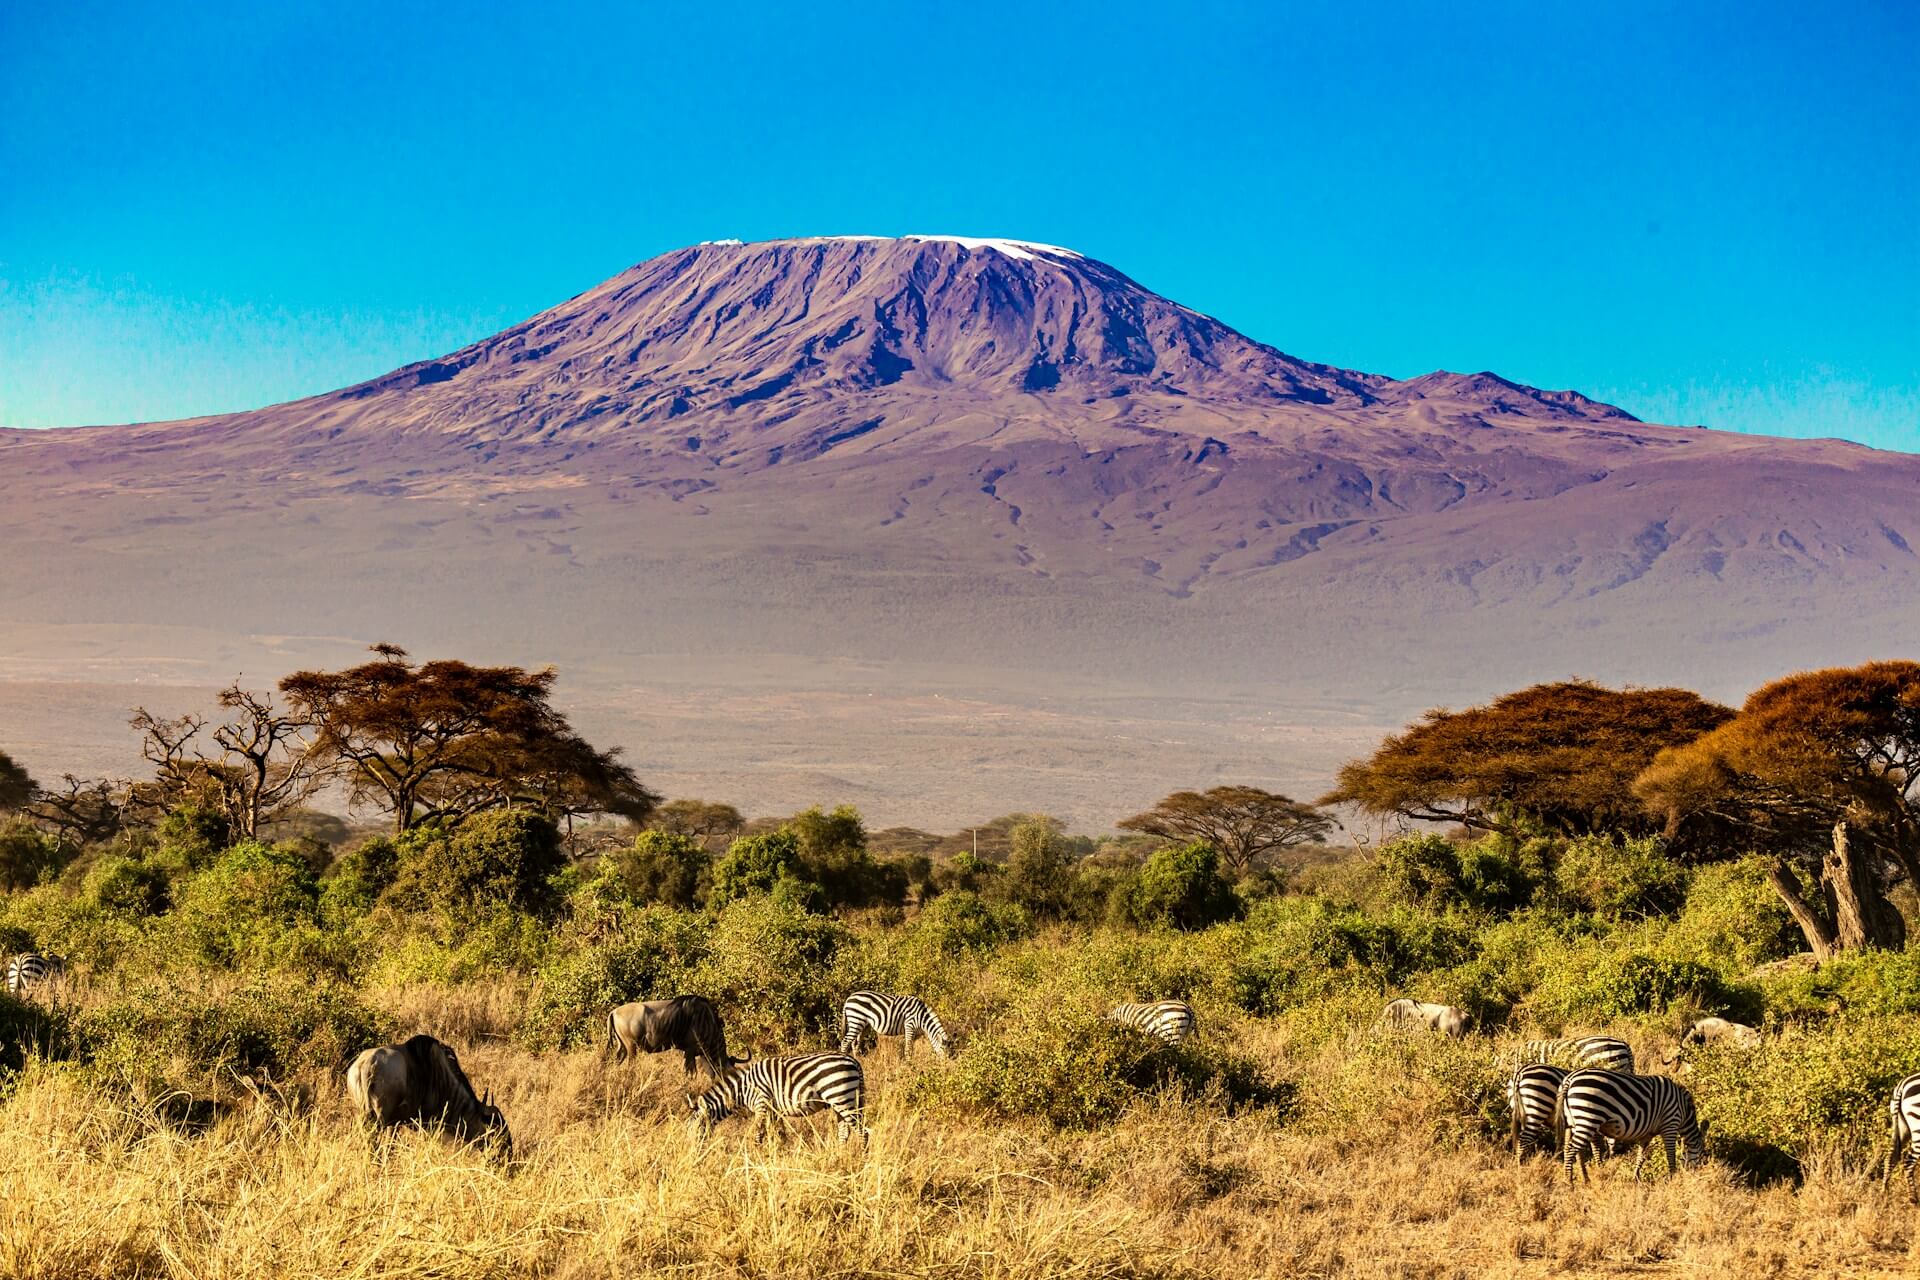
top-left (1664, 858), bottom-right (1802, 972)
top-left (596, 831), bottom-right (709, 909)
top-left (1376, 832), bottom-right (1543, 915)
top-left (1533, 951), bottom-right (1756, 1025)
top-left (0, 819), bottom-right (68, 892)
top-left (321, 836), bottom-right (400, 922)
top-left (1689, 1016), bottom-right (1920, 1163)
top-left (83, 856), bottom-right (173, 916)
top-left (0, 989), bottom-right (77, 1074)
top-left (1124, 842), bottom-right (1239, 931)
top-left (172, 841), bottom-right (321, 968)
top-left (914, 988), bottom-right (1291, 1128)
top-left (1225, 898), bottom-right (1474, 1014)
top-left (709, 830), bottom-right (823, 910)
top-left (1553, 834), bottom-right (1687, 920)
top-left (151, 805), bottom-right (232, 874)
top-left (686, 896), bottom-right (849, 1045)
top-left (1761, 947), bottom-right (1920, 1023)
top-left (385, 810), bottom-right (567, 919)
top-left (81, 977), bottom-right (390, 1090)
top-left (993, 818), bottom-right (1076, 919)
top-left (519, 907), bottom-right (709, 1050)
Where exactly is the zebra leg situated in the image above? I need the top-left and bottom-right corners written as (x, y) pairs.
top-left (902, 1025), bottom-right (915, 1058)
top-left (1663, 1133), bottom-right (1679, 1178)
top-left (1630, 1139), bottom-right (1650, 1181)
top-left (838, 1016), bottom-right (860, 1057)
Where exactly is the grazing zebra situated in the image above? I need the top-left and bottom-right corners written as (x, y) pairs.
top-left (4, 952), bottom-right (67, 996)
top-left (1521, 1035), bottom-right (1634, 1073)
top-left (687, 1051), bottom-right (867, 1143)
top-left (1508, 1063), bottom-right (1568, 1161)
top-left (1559, 1069), bottom-right (1707, 1184)
top-left (838, 991), bottom-right (950, 1058)
top-left (1107, 1001), bottom-right (1195, 1047)
top-left (1885, 1072), bottom-right (1920, 1202)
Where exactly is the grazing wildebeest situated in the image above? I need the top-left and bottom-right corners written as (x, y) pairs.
top-left (1377, 998), bottom-right (1470, 1038)
top-left (346, 1034), bottom-right (511, 1155)
top-left (1666, 1016), bottom-right (1762, 1065)
top-left (605, 995), bottom-right (739, 1079)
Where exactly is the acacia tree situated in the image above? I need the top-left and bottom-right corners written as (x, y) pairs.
top-left (26, 774), bottom-right (130, 849)
top-left (1320, 681), bottom-right (1734, 836)
top-left (1634, 661), bottom-right (1920, 958)
top-left (279, 645), bottom-right (657, 832)
top-left (0, 749), bottom-right (36, 812)
top-left (1119, 786), bottom-right (1332, 875)
top-left (650, 799), bottom-right (746, 850)
top-left (130, 684), bottom-right (326, 840)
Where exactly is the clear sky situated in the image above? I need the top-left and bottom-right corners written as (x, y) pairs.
top-left (2, 1), bottom-right (1915, 447)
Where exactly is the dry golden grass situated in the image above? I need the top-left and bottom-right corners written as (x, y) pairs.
top-left (3, 986), bottom-right (1916, 1280)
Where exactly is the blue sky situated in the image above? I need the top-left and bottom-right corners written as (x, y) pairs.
top-left (2, 1), bottom-right (1915, 447)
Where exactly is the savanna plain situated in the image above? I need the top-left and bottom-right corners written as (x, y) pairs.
top-left (2, 658), bottom-right (1919, 1279)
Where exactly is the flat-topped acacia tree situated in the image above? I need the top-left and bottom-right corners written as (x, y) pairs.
top-left (1119, 786), bottom-right (1332, 877)
top-left (1319, 681), bottom-right (1734, 837)
top-left (279, 644), bottom-right (658, 832)
top-left (1635, 660), bottom-right (1920, 957)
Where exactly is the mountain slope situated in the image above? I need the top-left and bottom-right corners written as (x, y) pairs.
top-left (1, 235), bottom-right (1915, 823)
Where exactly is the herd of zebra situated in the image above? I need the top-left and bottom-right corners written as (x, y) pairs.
top-left (9, 949), bottom-right (1920, 1196)
top-left (349, 991), bottom-right (1196, 1151)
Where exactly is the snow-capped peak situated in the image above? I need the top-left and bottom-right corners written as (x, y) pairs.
top-left (900, 236), bottom-right (1082, 262)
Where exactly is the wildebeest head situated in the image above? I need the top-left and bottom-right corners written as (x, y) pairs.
top-left (476, 1089), bottom-right (512, 1158)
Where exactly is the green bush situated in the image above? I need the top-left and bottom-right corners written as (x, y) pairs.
top-left (1553, 834), bottom-right (1687, 920)
top-left (1761, 947), bottom-right (1920, 1023)
top-left (1124, 841), bottom-right (1239, 931)
top-left (686, 896), bottom-right (849, 1045)
top-left (1689, 1017), bottom-right (1920, 1163)
top-left (81, 977), bottom-right (391, 1090)
top-left (83, 855), bottom-right (173, 916)
top-left (384, 811), bottom-right (567, 919)
top-left (595, 830), bottom-right (709, 909)
top-left (151, 805), bottom-right (232, 874)
top-left (913, 988), bottom-right (1290, 1128)
top-left (709, 829), bottom-right (824, 910)
top-left (1665, 858), bottom-right (1803, 972)
top-left (173, 841), bottom-right (321, 967)
top-left (1376, 832), bottom-right (1544, 915)
top-left (320, 836), bottom-right (400, 922)
top-left (787, 806), bottom-right (908, 911)
top-left (0, 989), bottom-right (77, 1074)
top-left (519, 907), bottom-right (708, 1050)
top-left (1533, 951), bottom-right (1757, 1025)
top-left (1225, 898), bottom-right (1474, 1014)
top-left (0, 819), bottom-right (68, 892)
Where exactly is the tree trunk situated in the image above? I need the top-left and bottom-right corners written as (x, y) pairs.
top-left (1825, 821), bottom-right (1907, 951)
top-left (1766, 857), bottom-right (1836, 962)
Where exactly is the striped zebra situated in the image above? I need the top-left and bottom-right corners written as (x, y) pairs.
top-left (1521, 1035), bottom-right (1634, 1073)
top-left (1885, 1072), bottom-right (1920, 1202)
top-left (1508, 1063), bottom-right (1567, 1161)
top-left (1107, 1001), bottom-right (1195, 1047)
top-left (838, 991), bottom-right (950, 1058)
top-left (1559, 1069), bottom-right (1707, 1184)
top-left (4, 953), bottom-right (66, 996)
top-left (687, 1051), bottom-right (867, 1143)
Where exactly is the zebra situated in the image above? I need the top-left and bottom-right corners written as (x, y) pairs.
top-left (1885, 1072), bottom-right (1920, 1202)
top-left (1107, 1001), bottom-right (1195, 1047)
top-left (5, 953), bottom-right (67, 996)
top-left (1559, 1069), bottom-right (1707, 1184)
top-left (1521, 1035), bottom-right (1634, 1073)
top-left (838, 991), bottom-right (950, 1058)
top-left (1508, 1063), bottom-right (1568, 1161)
top-left (687, 1051), bottom-right (867, 1143)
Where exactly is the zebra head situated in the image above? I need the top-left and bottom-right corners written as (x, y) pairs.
top-left (686, 1069), bottom-right (743, 1134)
top-left (1685, 1115), bottom-right (1709, 1167)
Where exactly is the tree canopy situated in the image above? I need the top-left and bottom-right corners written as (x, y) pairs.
top-left (1119, 786), bottom-right (1332, 874)
top-left (279, 645), bottom-right (657, 831)
top-left (1321, 681), bottom-right (1734, 836)
top-left (1634, 660), bottom-right (1920, 956)
top-left (0, 749), bottom-right (36, 812)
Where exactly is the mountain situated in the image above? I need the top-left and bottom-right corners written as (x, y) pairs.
top-left (2, 236), bottom-right (1916, 826)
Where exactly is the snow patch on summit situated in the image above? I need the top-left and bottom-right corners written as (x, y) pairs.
top-left (903, 236), bottom-right (1083, 262)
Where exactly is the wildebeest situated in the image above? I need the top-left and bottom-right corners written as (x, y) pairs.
top-left (1663, 1017), bottom-right (1761, 1066)
top-left (605, 995), bottom-right (739, 1079)
top-left (1377, 998), bottom-right (1470, 1038)
top-left (346, 1034), bottom-right (511, 1155)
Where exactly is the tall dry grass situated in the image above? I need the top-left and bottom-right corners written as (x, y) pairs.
top-left (3, 998), bottom-right (1916, 1280)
